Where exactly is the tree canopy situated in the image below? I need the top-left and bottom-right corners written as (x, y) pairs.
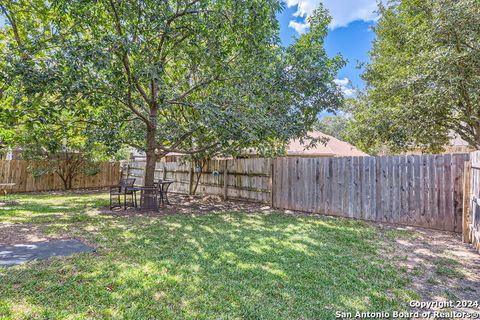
top-left (347, 0), bottom-right (480, 154)
top-left (1, 0), bottom-right (344, 185)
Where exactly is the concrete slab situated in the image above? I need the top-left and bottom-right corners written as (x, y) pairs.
top-left (0, 239), bottom-right (95, 267)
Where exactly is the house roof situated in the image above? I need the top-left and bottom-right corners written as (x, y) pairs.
top-left (130, 131), bottom-right (368, 160)
top-left (448, 132), bottom-right (469, 147)
top-left (287, 131), bottom-right (368, 157)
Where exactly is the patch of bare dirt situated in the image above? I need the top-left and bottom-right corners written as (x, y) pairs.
top-left (0, 223), bottom-right (61, 244)
top-left (0, 200), bottom-right (20, 207)
top-left (100, 193), bottom-right (277, 217)
top-left (375, 223), bottom-right (480, 313)
top-left (23, 188), bottom-right (109, 196)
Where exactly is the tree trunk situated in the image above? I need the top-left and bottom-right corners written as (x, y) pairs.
top-left (61, 177), bottom-right (69, 190)
top-left (144, 126), bottom-right (157, 187)
top-left (192, 160), bottom-right (206, 195)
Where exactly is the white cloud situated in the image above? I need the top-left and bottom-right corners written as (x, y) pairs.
top-left (286, 0), bottom-right (379, 31)
top-left (342, 88), bottom-right (357, 97)
top-left (333, 78), bottom-right (349, 86)
top-left (288, 20), bottom-right (309, 34)
top-left (334, 78), bottom-right (356, 98)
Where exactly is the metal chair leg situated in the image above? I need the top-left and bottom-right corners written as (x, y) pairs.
top-left (164, 183), bottom-right (171, 205)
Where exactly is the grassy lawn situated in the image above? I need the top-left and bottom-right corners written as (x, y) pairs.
top-left (0, 193), bottom-right (418, 319)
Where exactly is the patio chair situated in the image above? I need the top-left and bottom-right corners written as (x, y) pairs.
top-left (154, 178), bottom-right (162, 195)
top-left (110, 178), bottom-right (136, 209)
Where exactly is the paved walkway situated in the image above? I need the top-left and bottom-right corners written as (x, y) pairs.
top-left (0, 239), bottom-right (95, 267)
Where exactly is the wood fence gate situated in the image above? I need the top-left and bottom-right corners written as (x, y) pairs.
top-left (272, 154), bottom-right (469, 232)
top-left (464, 151), bottom-right (480, 251)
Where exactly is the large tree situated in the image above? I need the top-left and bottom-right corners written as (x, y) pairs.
top-left (1, 1), bottom-right (344, 185)
top-left (347, 0), bottom-right (480, 154)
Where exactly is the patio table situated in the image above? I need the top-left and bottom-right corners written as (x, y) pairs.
top-left (154, 180), bottom-right (174, 205)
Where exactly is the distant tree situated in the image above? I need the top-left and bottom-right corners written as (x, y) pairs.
top-left (314, 115), bottom-right (349, 140)
top-left (347, 0), bottom-right (480, 154)
top-left (10, 106), bottom-right (129, 190)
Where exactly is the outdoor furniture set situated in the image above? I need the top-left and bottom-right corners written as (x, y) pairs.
top-left (109, 178), bottom-right (174, 211)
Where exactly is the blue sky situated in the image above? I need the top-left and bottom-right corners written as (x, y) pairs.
top-left (277, 0), bottom-right (379, 95)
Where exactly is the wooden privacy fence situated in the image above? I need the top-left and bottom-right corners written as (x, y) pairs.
top-left (0, 160), bottom-right (121, 193)
top-left (124, 158), bottom-right (273, 203)
top-left (272, 154), bottom-right (469, 232)
top-left (126, 153), bottom-right (468, 232)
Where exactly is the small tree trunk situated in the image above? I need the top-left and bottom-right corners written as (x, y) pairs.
top-left (192, 160), bottom-right (205, 195)
top-left (144, 126), bottom-right (157, 187)
top-left (62, 178), bottom-right (69, 190)
top-left (67, 173), bottom-right (74, 190)
top-left (192, 170), bottom-right (202, 195)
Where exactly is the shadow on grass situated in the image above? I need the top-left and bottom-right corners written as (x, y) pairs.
top-left (0, 212), bottom-right (418, 319)
top-left (0, 194), bottom-right (109, 224)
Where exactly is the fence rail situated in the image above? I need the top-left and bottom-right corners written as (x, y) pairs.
top-left (0, 160), bottom-right (121, 193)
top-left (125, 158), bottom-right (272, 203)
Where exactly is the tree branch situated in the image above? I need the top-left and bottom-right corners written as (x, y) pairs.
top-left (0, 4), bottom-right (23, 49)
top-left (159, 142), bottom-right (219, 155)
top-left (107, 0), bottom-right (151, 107)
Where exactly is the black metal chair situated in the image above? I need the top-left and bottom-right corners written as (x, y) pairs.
top-left (110, 178), bottom-right (136, 209)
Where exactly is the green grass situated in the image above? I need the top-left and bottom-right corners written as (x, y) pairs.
top-left (434, 257), bottom-right (464, 279)
top-left (0, 193), bottom-right (418, 319)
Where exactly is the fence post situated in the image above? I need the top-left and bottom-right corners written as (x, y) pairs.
top-left (188, 161), bottom-right (194, 195)
top-left (270, 159), bottom-right (275, 208)
top-left (463, 160), bottom-right (472, 243)
top-left (223, 160), bottom-right (228, 200)
top-left (162, 164), bottom-right (167, 180)
top-left (122, 161), bottom-right (130, 180)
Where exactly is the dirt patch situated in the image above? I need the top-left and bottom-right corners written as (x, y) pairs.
top-left (100, 193), bottom-right (277, 217)
top-left (0, 223), bottom-right (61, 244)
top-left (19, 188), bottom-right (109, 196)
top-left (0, 200), bottom-right (20, 206)
top-left (375, 224), bottom-right (480, 312)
